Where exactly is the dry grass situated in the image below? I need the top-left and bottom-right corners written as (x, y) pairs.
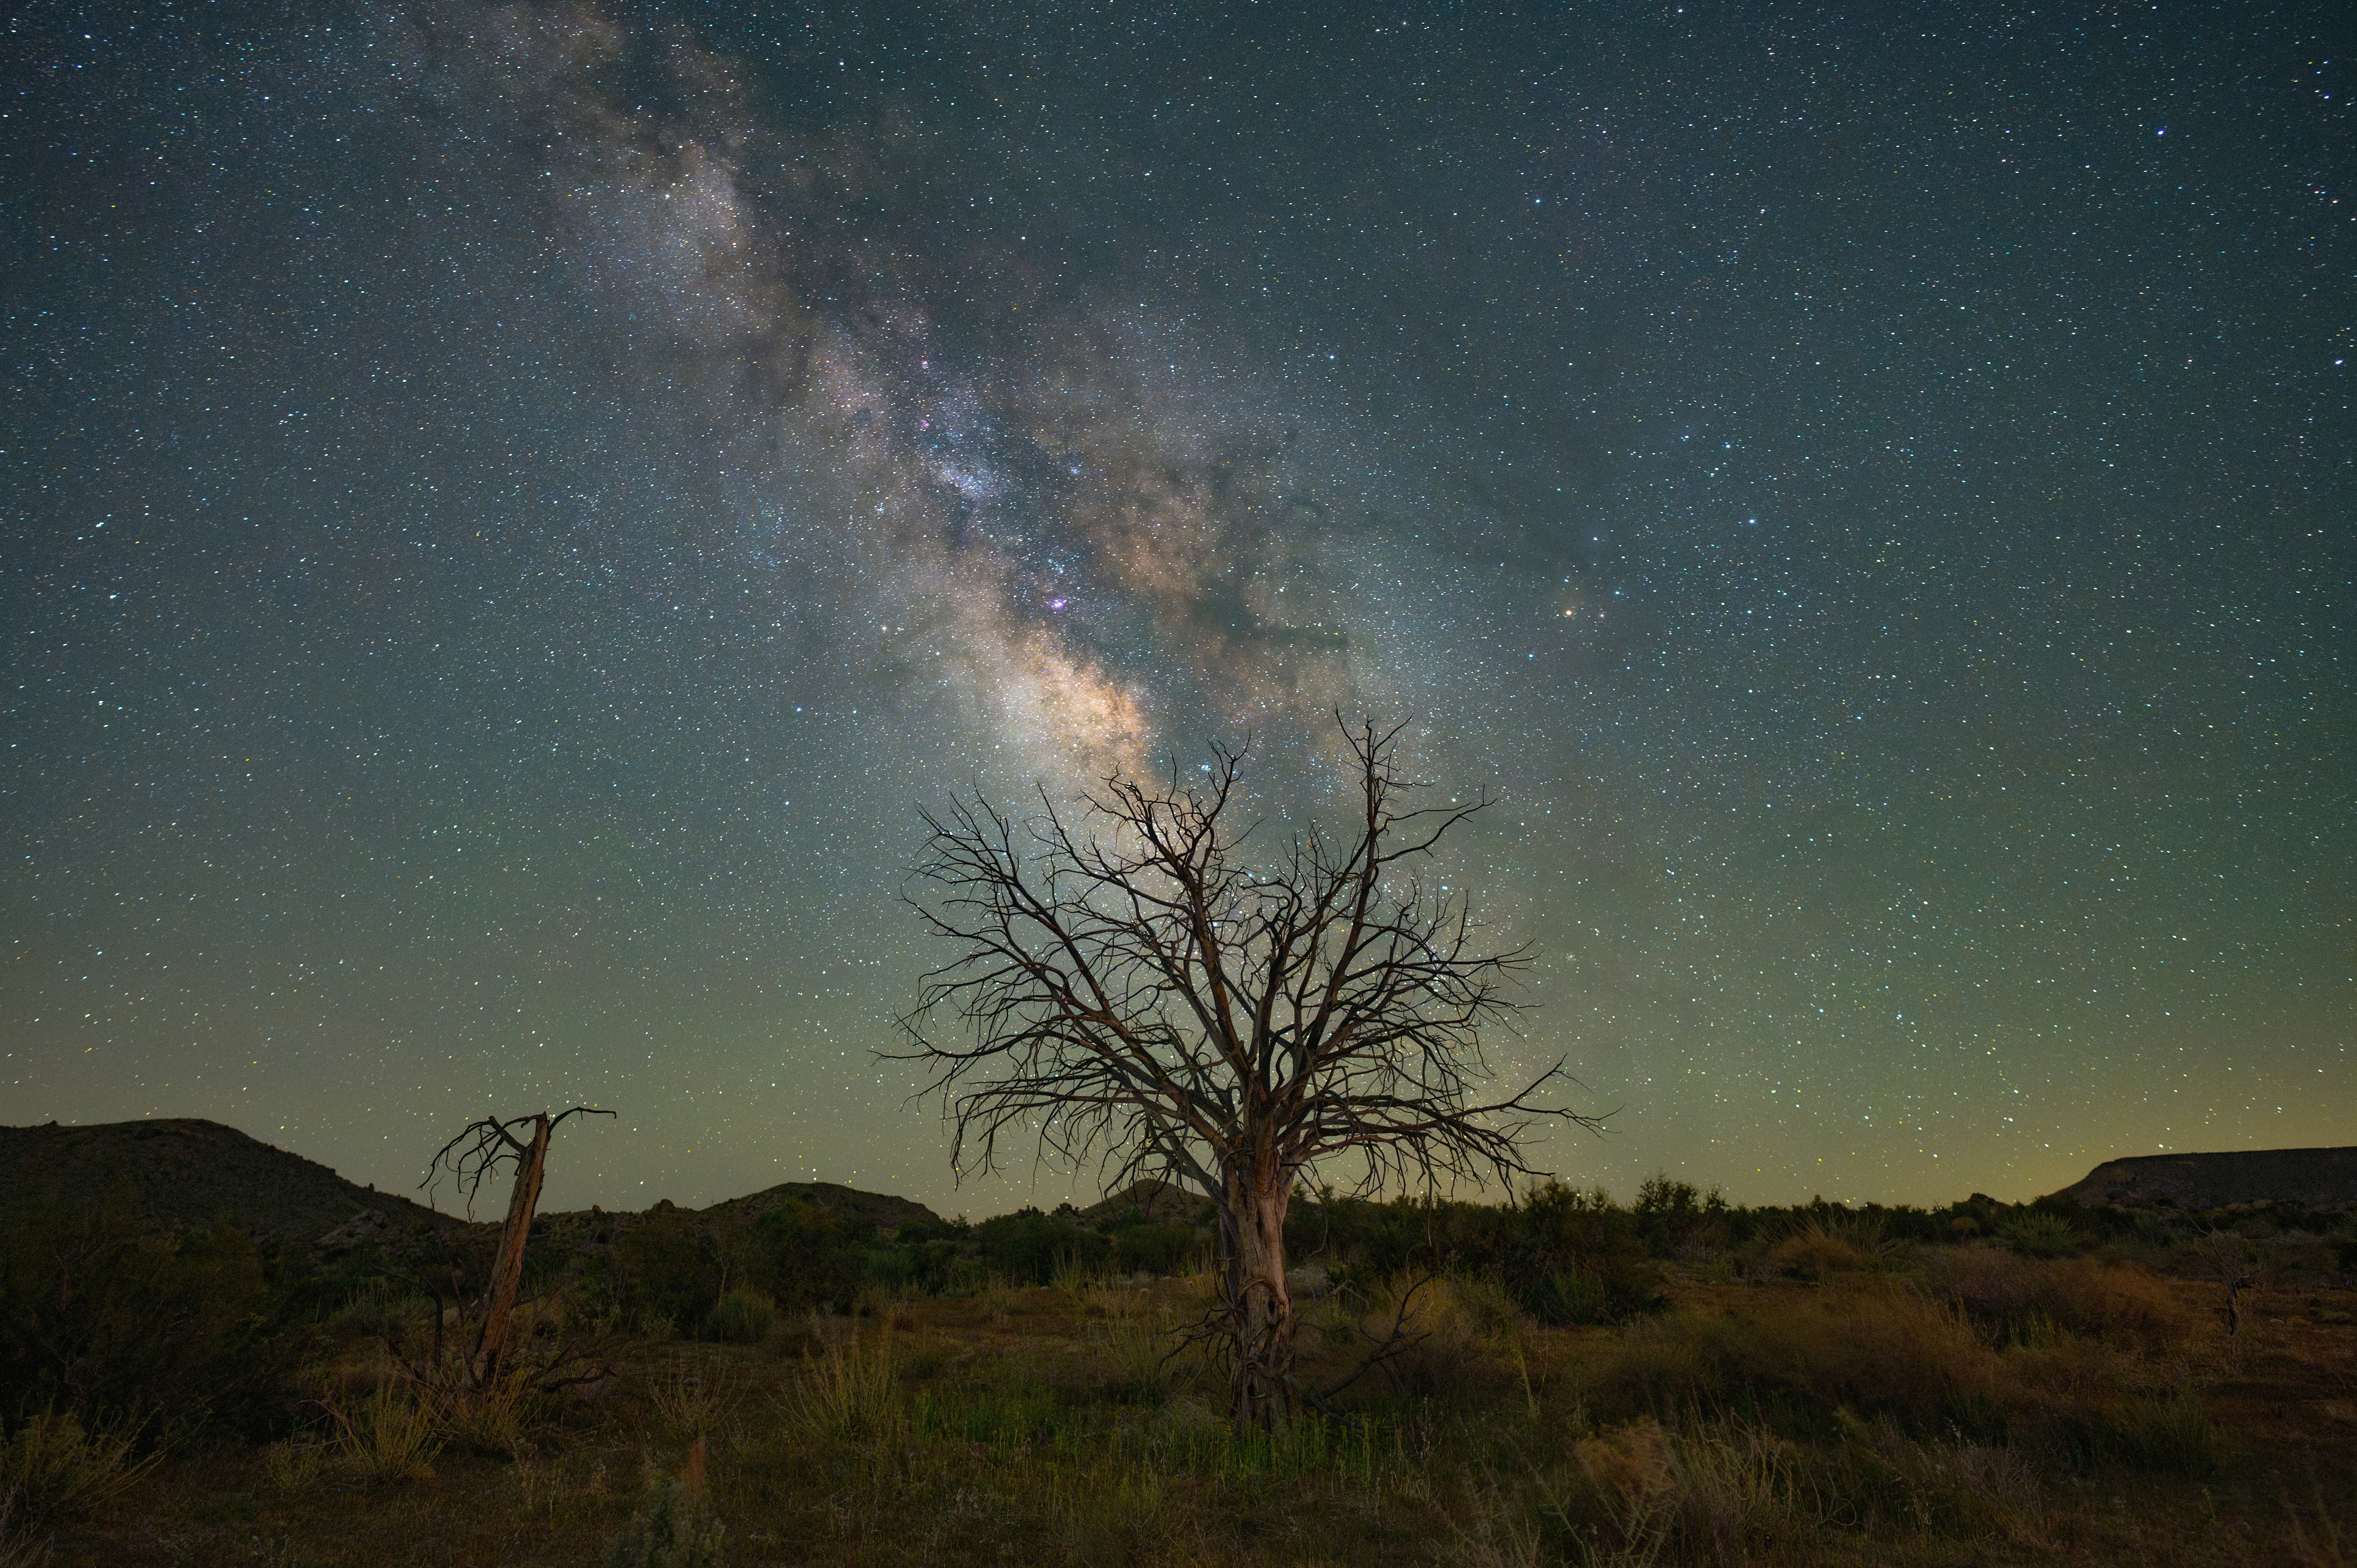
top-left (646, 1356), bottom-right (741, 1441)
top-left (37, 1266), bottom-right (2357, 1566)
top-left (778, 1321), bottom-right (902, 1443)
top-left (319, 1380), bottom-right (445, 1484)
top-left (1921, 1245), bottom-right (2196, 1351)
top-left (1761, 1224), bottom-right (1865, 1280)
top-left (0, 1407), bottom-right (160, 1539)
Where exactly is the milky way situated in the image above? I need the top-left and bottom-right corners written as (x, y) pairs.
top-left (4, 1), bottom-right (2349, 1213)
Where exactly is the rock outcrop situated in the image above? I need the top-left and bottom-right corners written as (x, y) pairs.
top-left (2054, 1146), bottom-right (2357, 1211)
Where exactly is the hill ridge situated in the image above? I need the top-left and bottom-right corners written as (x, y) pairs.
top-left (2055, 1145), bottom-right (2357, 1211)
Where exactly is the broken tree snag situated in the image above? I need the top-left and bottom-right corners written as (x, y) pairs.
top-left (426, 1105), bottom-right (615, 1385)
top-left (478, 1114), bottom-right (550, 1384)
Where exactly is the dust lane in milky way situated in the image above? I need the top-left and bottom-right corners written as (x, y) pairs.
top-left (3, 1), bottom-right (2349, 1213)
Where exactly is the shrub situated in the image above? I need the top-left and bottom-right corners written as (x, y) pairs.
top-left (1535, 1415), bottom-right (1815, 1562)
top-left (1762, 1225), bottom-right (1863, 1280)
top-left (1109, 1222), bottom-right (1198, 1277)
top-left (1088, 1292), bottom-right (1183, 1403)
top-left (441, 1373), bottom-right (541, 1458)
top-left (613, 1212), bottom-right (723, 1335)
top-left (261, 1432), bottom-right (329, 1493)
top-left (737, 1199), bottom-right (864, 1311)
top-left (0, 1196), bottom-right (285, 1431)
top-left (975, 1206), bottom-right (1109, 1285)
top-left (1529, 1267), bottom-right (1610, 1326)
top-left (1920, 1249), bottom-right (2192, 1352)
top-left (702, 1288), bottom-right (776, 1345)
top-left (1495, 1182), bottom-right (1665, 1324)
top-left (1998, 1210), bottom-right (2081, 1259)
top-left (2035, 1389), bottom-right (2212, 1476)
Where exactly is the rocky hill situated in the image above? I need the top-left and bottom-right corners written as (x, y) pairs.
top-left (2055, 1145), bottom-right (2357, 1211)
top-left (0, 1117), bottom-right (458, 1245)
top-left (0, 1118), bottom-right (948, 1253)
top-left (696, 1179), bottom-right (945, 1235)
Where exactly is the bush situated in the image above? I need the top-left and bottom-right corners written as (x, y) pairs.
top-left (1761, 1225), bottom-right (1863, 1280)
top-left (0, 1194), bottom-right (286, 1431)
top-left (2036, 1389), bottom-right (2213, 1476)
top-left (1998, 1210), bottom-right (2081, 1259)
top-left (441, 1373), bottom-right (540, 1458)
top-left (1108, 1222), bottom-right (1198, 1277)
top-left (737, 1199), bottom-right (865, 1311)
top-left (973, 1206), bottom-right (1112, 1286)
top-left (647, 1358), bottom-right (740, 1442)
top-left (1494, 1182), bottom-right (1665, 1324)
top-left (614, 1212), bottom-right (722, 1334)
top-left (1919, 1249), bottom-right (2191, 1352)
top-left (702, 1288), bottom-right (776, 1346)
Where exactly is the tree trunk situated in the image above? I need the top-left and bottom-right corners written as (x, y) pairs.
top-left (1223, 1158), bottom-right (1294, 1429)
top-left (476, 1113), bottom-right (551, 1384)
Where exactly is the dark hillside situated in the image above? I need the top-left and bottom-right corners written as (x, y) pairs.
top-left (696, 1179), bottom-right (946, 1235)
top-left (0, 1118), bottom-right (457, 1245)
top-left (2055, 1145), bottom-right (2357, 1211)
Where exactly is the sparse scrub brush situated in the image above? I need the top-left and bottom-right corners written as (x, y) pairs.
top-left (1091, 1294), bottom-right (1182, 1403)
top-left (1834, 1408), bottom-right (2042, 1535)
top-left (1534, 1415), bottom-right (1815, 1563)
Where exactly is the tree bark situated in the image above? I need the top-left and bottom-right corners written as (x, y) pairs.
top-left (1223, 1158), bottom-right (1295, 1429)
top-left (476, 1112), bottom-right (551, 1384)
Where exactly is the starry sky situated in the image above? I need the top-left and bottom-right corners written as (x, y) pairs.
top-left (5, 0), bottom-right (2350, 1217)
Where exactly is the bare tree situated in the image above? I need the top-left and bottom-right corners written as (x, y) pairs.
top-left (426, 1106), bottom-right (615, 1385)
top-left (893, 717), bottom-right (1601, 1427)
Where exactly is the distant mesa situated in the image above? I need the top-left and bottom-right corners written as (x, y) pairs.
top-left (2055, 1145), bottom-right (2357, 1212)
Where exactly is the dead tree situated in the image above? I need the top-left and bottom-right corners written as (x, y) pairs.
top-left (893, 717), bottom-right (1603, 1428)
top-left (426, 1106), bottom-right (615, 1384)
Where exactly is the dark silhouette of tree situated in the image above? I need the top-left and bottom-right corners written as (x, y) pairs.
top-left (894, 717), bottom-right (1600, 1427)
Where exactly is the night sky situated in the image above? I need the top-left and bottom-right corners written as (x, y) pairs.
top-left (5, 1), bottom-right (2350, 1217)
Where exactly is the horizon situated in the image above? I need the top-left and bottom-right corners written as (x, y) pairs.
top-left (15, 1110), bottom-right (2344, 1221)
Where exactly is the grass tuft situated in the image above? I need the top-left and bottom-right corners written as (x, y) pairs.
top-left (320, 1380), bottom-right (443, 1484)
top-left (0, 1407), bottom-right (158, 1538)
top-left (780, 1326), bottom-right (900, 1443)
top-left (647, 1357), bottom-right (739, 1442)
